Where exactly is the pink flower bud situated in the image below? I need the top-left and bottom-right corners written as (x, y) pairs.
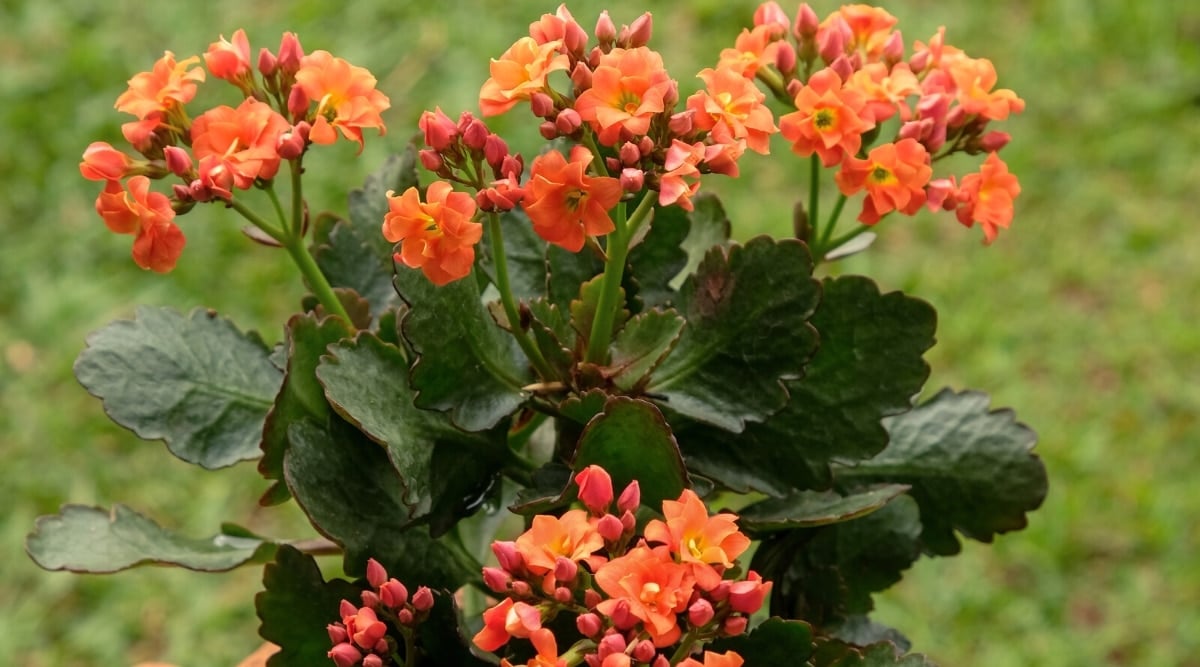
top-left (754, 2), bottom-right (790, 36)
top-left (925, 177), bottom-right (958, 212)
top-left (162, 145), bottom-right (192, 177)
top-left (287, 85), bottom-right (309, 120)
top-left (632, 640), bottom-right (656, 663)
top-left (339, 600), bottom-right (358, 619)
top-left (484, 134), bottom-right (509, 170)
top-left (688, 598), bottom-right (715, 627)
top-left (360, 590), bottom-right (381, 609)
top-left (775, 41), bottom-right (798, 76)
top-left (398, 608), bottom-right (414, 625)
top-left (380, 579), bottom-right (408, 609)
top-left (276, 129), bottom-right (306, 160)
top-left (627, 13), bottom-right (653, 47)
top-left (365, 559), bottom-right (387, 589)
top-left (605, 157), bottom-right (621, 173)
top-left (511, 580), bottom-right (533, 598)
top-left (663, 80), bottom-right (679, 108)
top-left (598, 632), bottom-right (628, 657)
top-left (257, 48), bottom-right (278, 77)
top-left (618, 142), bottom-right (640, 167)
top-left (620, 510), bottom-right (636, 533)
top-left (554, 556), bottom-right (578, 583)
top-left (652, 656), bottom-right (670, 667)
top-left (492, 541), bottom-right (523, 573)
top-left (584, 589), bottom-right (602, 609)
top-left (373, 638), bottom-right (388, 654)
top-left (595, 11), bottom-right (617, 45)
top-left (794, 3), bottom-right (819, 38)
top-left (499, 154), bottom-right (524, 180)
top-left (577, 612), bottom-right (603, 637)
top-left (620, 168), bottom-right (644, 193)
top-left (172, 183), bottom-right (192, 202)
top-left (829, 55), bottom-right (854, 81)
top-left (668, 110), bottom-right (694, 136)
top-left (723, 615), bottom-right (748, 637)
top-left (277, 32), bottom-right (304, 74)
top-left (729, 571), bottom-right (772, 614)
top-left (539, 121), bottom-right (559, 140)
top-left (482, 566), bottom-right (511, 592)
top-left (571, 61), bottom-right (593, 93)
top-left (462, 119), bottom-right (489, 151)
top-left (327, 623), bottom-right (348, 644)
top-left (574, 465), bottom-right (614, 514)
top-left (555, 108), bottom-right (583, 135)
top-left (419, 149), bottom-right (445, 173)
top-left (883, 31), bottom-right (905, 65)
top-left (909, 50), bottom-right (930, 73)
top-left (411, 586), bottom-right (434, 612)
top-left (419, 108), bottom-right (458, 152)
top-left (786, 79), bottom-right (804, 99)
top-left (609, 599), bottom-right (637, 630)
top-left (530, 92), bottom-right (555, 118)
top-left (554, 586), bottom-right (573, 603)
top-left (80, 142), bottom-right (133, 181)
top-left (980, 131), bottom-right (1011, 152)
top-left (708, 581), bottom-right (731, 602)
top-left (818, 22), bottom-right (848, 63)
top-left (363, 655), bottom-right (384, 667)
top-left (946, 105), bottom-right (967, 128)
top-left (327, 643), bottom-right (362, 667)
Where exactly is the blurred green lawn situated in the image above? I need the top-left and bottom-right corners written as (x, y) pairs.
top-left (2, 1), bottom-right (1198, 665)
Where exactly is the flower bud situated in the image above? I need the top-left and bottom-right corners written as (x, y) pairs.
top-left (688, 598), bottom-right (715, 627)
top-left (327, 643), bottom-right (363, 667)
top-left (775, 40), bottom-right (798, 76)
top-left (172, 183), bottom-right (192, 202)
top-left (380, 579), bottom-right (408, 609)
top-left (530, 91), bottom-right (555, 118)
top-left (287, 85), bottom-right (309, 120)
top-left (462, 118), bottom-right (489, 151)
top-left (398, 608), bottom-right (414, 625)
top-left (554, 586), bottom-right (573, 603)
top-left (595, 11), bottom-right (617, 46)
top-left (360, 590), bottom-right (381, 610)
top-left (605, 157), bottom-right (621, 173)
top-left (925, 177), bottom-right (958, 211)
top-left (794, 3), bottom-right (819, 38)
top-left (883, 31), bottom-right (905, 66)
top-left (327, 623), bottom-right (348, 644)
top-left (577, 612), bottom-right (603, 637)
top-left (786, 79), bottom-right (804, 99)
top-left (632, 639), bottom-right (656, 663)
top-left (620, 510), bottom-right (636, 533)
top-left (574, 465), bottom-right (614, 514)
top-left (708, 580), bottom-right (731, 602)
top-left (818, 21), bottom-right (847, 63)
top-left (668, 110), bottom-right (694, 137)
top-left (482, 566), bottom-right (511, 593)
top-left (571, 61), bottom-right (593, 93)
top-left (80, 142), bottom-right (133, 181)
top-left (511, 580), bottom-right (533, 598)
top-left (584, 589), bottom-right (602, 609)
top-left (492, 541), bottom-right (524, 573)
top-left (257, 48), bottom-right (278, 77)
top-left (729, 571), bottom-right (772, 614)
top-left (652, 656), bottom-right (670, 667)
top-left (363, 654), bottom-right (384, 667)
top-left (162, 145), bottom-right (192, 178)
top-left (979, 131), bottom-right (1011, 152)
top-left (620, 168), bottom-right (644, 193)
top-left (419, 148), bottom-right (445, 173)
top-left (499, 154), bottom-right (524, 180)
top-left (722, 615), bottom-right (748, 637)
top-left (598, 632), bottom-right (627, 657)
top-left (627, 13), bottom-right (653, 47)
top-left (755, 2), bottom-right (790, 36)
top-left (539, 121), bottom-right (559, 140)
top-left (555, 108), bottom-right (583, 136)
top-left (276, 129), bottom-right (307, 160)
top-left (339, 599), bottom-right (358, 619)
top-left (277, 32), bottom-right (304, 75)
top-left (609, 599), bottom-right (637, 630)
top-left (484, 134), bottom-right (509, 170)
top-left (909, 50), bottom-right (930, 73)
top-left (617, 142), bottom-right (640, 167)
top-left (411, 586), bottom-right (434, 612)
top-left (373, 638), bottom-right (389, 654)
top-left (554, 556), bottom-right (578, 583)
top-left (365, 559), bottom-right (387, 589)
top-left (829, 55), bottom-right (854, 81)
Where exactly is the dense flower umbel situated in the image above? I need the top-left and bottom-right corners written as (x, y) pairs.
top-left (326, 559), bottom-right (434, 667)
top-left (471, 466), bottom-right (761, 665)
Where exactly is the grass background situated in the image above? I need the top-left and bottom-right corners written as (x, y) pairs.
top-left (2, 0), bottom-right (1198, 665)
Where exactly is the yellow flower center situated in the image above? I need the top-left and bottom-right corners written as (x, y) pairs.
top-left (869, 165), bottom-right (896, 185)
top-left (686, 536), bottom-right (705, 560)
top-left (813, 108), bottom-right (837, 131)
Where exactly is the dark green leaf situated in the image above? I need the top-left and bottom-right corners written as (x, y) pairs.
top-left (395, 267), bottom-right (532, 431)
top-left (739, 484), bottom-right (912, 534)
top-left (812, 641), bottom-right (936, 667)
top-left (606, 309), bottom-right (685, 392)
top-left (681, 276), bottom-right (935, 494)
top-left (547, 243), bottom-right (603, 313)
top-left (527, 298), bottom-right (576, 379)
top-left (570, 274), bottom-right (628, 344)
top-left (827, 616), bottom-right (911, 653)
top-left (478, 208), bottom-right (548, 301)
top-left (556, 388), bottom-right (610, 426)
top-left (626, 204), bottom-right (690, 310)
top-left (572, 397), bottom-right (688, 510)
top-left (709, 617), bottom-right (813, 664)
top-left (317, 333), bottom-right (506, 535)
top-left (26, 504), bottom-right (275, 573)
top-left (647, 237), bottom-right (821, 432)
top-left (256, 545), bottom-right (360, 667)
top-left (313, 151), bottom-right (416, 320)
top-left (675, 192), bottom-right (731, 287)
top-left (509, 462), bottom-right (575, 515)
top-left (283, 419), bottom-right (476, 588)
top-left (259, 314), bottom-right (350, 504)
top-left (74, 306), bottom-right (282, 469)
top-left (841, 388), bottom-right (1047, 555)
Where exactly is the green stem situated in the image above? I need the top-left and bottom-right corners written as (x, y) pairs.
top-left (264, 184), bottom-right (289, 231)
top-left (668, 628), bottom-right (703, 665)
top-left (823, 223), bottom-right (872, 256)
top-left (581, 129), bottom-right (609, 176)
top-left (289, 158), bottom-right (305, 237)
top-left (486, 212), bottom-right (557, 380)
top-left (807, 154), bottom-right (821, 251)
top-left (227, 198), bottom-right (286, 244)
top-left (584, 195), bottom-right (655, 365)
top-left (756, 65), bottom-right (789, 104)
top-left (815, 193), bottom-right (849, 259)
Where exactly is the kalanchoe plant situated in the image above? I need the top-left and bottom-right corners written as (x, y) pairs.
top-left (27, 3), bottom-right (1047, 666)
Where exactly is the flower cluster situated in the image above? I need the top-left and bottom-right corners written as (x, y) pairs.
top-left (472, 466), bottom-right (769, 667)
top-left (741, 2), bottom-right (1023, 240)
top-left (81, 30), bottom-right (390, 271)
top-left (326, 558), bottom-right (435, 667)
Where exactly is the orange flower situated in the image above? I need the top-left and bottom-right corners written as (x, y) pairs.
top-left (779, 68), bottom-right (873, 167)
top-left (474, 598), bottom-right (515, 652)
top-left (190, 98), bottom-right (290, 189)
top-left (115, 51), bottom-right (205, 120)
top-left (574, 47), bottom-right (674, 145)
top-left (204, 29), bottom-right (253, 85)
top-left (523, 146), bottom-right (622, 252)
top-left (643, 489), bottom-right (750, 591)
top-left (835, 138), bottom-right (932, 224)
top-left (500, 628), bottom-right (567, 667)
top-left (954, 152), bottom-right (1020, 243)
top-left (677, 650), bottom-right (745, 667)
top-left (480, 37), bottom-right (569, 117)
top-left (294, 50), bottom-right (390, 151)
top-left (946, 57), bottom-right (1025, 121)
top-left (80, 142), bottom-right (133, 182)
top-left (383, 181), bottom-right (481, 286)
top-left (95, 176), bottom-right (185, 273)
top-left (824, 4), bottom-right (898, 62)
top-left (658, 140), bottom-right (703, 211)
top-left (848, 62), bottom-right (921, 123)
top-left (514, 509), bottom-right (606, 590)
top-left (594, 543), bottom-right (693, 647)
top-left (686, 67), bottom-right (778, 154)
top-left (716, 25), bottom-right (782, 78)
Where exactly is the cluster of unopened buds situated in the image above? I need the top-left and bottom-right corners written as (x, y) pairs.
top-left (470, 466), bottom-right (769, 667)
top-left (326, 559), bottom-right (435, 667)
top-left (79, 29), bottom-right (389, 271)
